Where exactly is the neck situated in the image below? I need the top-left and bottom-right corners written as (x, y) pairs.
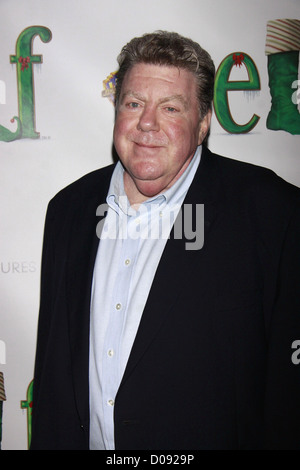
top-left (123, 171), bottom-right (150, 208)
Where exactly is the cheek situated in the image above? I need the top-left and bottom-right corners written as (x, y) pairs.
top-left (165, 122), bottom-right (196, 151)
top-left (114, 116), bottom-right (125, 137)
top-left (113, 118), bottom-right (130, 149)
top-left (165, 115), bottom-right (196, 138)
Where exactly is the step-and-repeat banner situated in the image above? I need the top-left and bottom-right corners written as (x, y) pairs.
top-left (0, 0), bottom-right (299, 450)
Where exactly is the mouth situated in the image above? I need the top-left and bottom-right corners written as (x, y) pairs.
top-left (133, 137), bottom-right (168, 149)
top-left (134, 142), bottom-right (162, 148)
top-left (130, 134), bottom-right (167, 148)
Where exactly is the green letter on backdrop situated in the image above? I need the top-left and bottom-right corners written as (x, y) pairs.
top-left (214, 52), bottom-right (260, 133)
top-left (0, 26), bottom-right (52, 142)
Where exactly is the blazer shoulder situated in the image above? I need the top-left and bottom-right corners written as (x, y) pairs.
top-left (41, 164), bottom-right (116, 229)
top-left (207, 148), bottom-right (300, 205)
top-left (48, 163), bottom-right (115, 208)
top-left (201, 148), bottom-right (300, 235)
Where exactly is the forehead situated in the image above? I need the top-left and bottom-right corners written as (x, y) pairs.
top-left (120, 63), bottom-right (198, 99)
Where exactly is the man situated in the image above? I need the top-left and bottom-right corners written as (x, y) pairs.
top-left (30, 31), bottom-right (300, 450)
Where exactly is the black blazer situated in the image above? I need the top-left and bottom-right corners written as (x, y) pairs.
top-left (30, 146), bottom-right (300, 450)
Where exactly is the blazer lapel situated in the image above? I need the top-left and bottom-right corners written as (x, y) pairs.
top-left (66, 166), bottom-right (114, 426)
top-left (120, 146), bottom-right (222, 386)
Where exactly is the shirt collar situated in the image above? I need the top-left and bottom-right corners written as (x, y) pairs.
top-left (107, 145), bottom-right (202, 215)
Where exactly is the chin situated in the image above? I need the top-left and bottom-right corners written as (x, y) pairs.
top-left (130, 162), bottom-right (163, 181)
top-left (134, 178), bottom-right (167, 198)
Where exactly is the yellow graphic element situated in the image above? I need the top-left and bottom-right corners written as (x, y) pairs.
top-left (102, 71), bottom-right (117, 104)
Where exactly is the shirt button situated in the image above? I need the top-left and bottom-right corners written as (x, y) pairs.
top-left (125, 259), bottom-right (131, 266)
top-left (107, 349), bottom-right (114, 357)
top-left (108, 399), bottom-right (114, 406)
top-left (116, 303), bottom-right (122, 310)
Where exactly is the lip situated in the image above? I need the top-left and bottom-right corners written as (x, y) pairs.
top-left (134, 142), bottom-right (163, 148)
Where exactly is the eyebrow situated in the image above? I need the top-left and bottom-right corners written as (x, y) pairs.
top-left (121, 91), bottom-right (189, 110)
top-left (159, 95), bottom-right (189, 110)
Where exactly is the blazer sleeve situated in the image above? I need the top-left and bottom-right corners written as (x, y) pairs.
top-left (30, 200), bottom-right (56, 448)
top-left (264, 195), bottom-right (300, 449)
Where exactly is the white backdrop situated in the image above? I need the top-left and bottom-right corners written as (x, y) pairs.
top-left (0, 0), bottom-right (299, 450)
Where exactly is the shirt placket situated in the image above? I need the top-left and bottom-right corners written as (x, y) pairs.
top-left (101, 210), bottom-right (140, 449)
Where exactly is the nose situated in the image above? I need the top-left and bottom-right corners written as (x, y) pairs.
top-left (137, 105), bottom-right (160, 132)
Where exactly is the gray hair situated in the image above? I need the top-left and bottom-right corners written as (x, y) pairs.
top-left (115, 31), bottom-right (215, 120)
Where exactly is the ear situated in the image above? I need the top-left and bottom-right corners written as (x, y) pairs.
top-left (198, 109), bottom-right (212, 145)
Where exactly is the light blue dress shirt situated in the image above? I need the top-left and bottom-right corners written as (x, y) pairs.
top-left (89, 146), bottom-right (202, 450)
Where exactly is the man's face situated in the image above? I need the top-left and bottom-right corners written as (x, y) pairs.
top-left (113, 63), bottom-right (211, 203)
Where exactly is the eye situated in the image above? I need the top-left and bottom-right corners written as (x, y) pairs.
top-left (165, 106), bottom-right (178, 113)
top-left (126, 102), bottom-right (140, 109)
